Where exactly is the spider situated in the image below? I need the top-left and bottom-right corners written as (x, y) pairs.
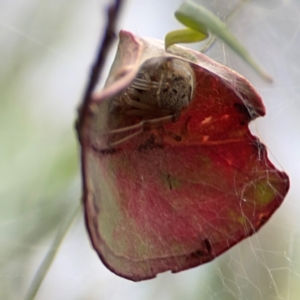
top-left (107, 56), bottom-right (195, 147)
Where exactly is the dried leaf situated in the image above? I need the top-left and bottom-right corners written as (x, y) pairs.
top-left (77, 31), bottom-right (289, 281)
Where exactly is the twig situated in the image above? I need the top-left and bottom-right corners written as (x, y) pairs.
top-left (25, 205), bottom-right (81, 300)
top-left (77, 0), bottom-right (124, 135)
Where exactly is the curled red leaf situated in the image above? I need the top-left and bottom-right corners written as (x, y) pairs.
top-left (77, 31), bottom-right (289, 281)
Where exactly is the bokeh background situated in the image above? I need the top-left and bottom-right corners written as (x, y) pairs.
top-left (1, 0), bottom-right (299, 299)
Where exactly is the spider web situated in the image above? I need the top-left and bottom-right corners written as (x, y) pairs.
top-left (0, 0), bottom-right (299, 299)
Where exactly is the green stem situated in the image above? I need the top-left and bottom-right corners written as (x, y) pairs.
top-left (200, 0), bottom-right (250, 53)
top-left (25, 204), bottom-right (81, 300)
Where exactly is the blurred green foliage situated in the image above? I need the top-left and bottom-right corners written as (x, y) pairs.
top-left (0, 2), bottom-right (80, 299)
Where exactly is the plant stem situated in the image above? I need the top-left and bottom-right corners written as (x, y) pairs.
top-left (25, 204), bottom-right (81, 300)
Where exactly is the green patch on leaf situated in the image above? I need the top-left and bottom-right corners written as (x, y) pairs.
top-left (243, 179), bottom-right (277, 207)
top-left (254, 180), bottom-right (277, 206)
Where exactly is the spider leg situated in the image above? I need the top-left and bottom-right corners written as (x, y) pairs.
top-left (108, 114), bottom-right (175, 147)
top-left (156, 73), bottom-right (165, 107)
top-left (130, 75), bottom-right (168, 91)
top-left (109, 114), bottom-right (174, 134)
top-left (109, 129), bottom-right (143, 147)
top-left (123, 92), bottom-right (171, 114)
top-left (130, 77), bottom-right (158, 90)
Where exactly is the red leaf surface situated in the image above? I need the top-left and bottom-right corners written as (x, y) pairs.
top-left (77, 31), bottom-right (289, 281)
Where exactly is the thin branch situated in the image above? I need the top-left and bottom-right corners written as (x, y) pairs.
top-left (77, 0), bottom-right (124, 135)
top-left (25, 205), bottom-right (81, 300)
